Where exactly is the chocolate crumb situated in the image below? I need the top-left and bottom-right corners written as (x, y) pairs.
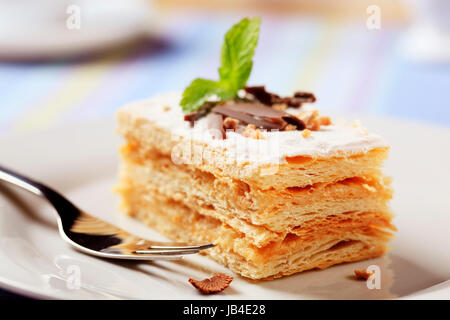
top-left (189, 273), bottom-right (233, 294)
top-left (354, 269), bottom-right (374, 280)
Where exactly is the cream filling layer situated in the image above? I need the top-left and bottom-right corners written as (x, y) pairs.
top-left (118, 92), bottom-right (389, 164)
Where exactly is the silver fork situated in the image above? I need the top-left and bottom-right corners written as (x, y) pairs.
top-left (0, 165), bottom-right (214, 260)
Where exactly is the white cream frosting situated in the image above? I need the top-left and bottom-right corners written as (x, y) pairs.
top-left (120, 92), bottom-right (389, 164)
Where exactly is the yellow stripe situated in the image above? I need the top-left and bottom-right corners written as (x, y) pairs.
top-left (291, 18), bottom-right (342, 92)
top-left (15, 49), bottom-right (128, 132)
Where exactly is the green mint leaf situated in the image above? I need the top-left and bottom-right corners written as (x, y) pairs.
top-left (219, 17), bottom-right (261, 92)
top-left (180, 17), bottom-right (261, 113)
top-left (180, 78), bottom-right (225, 113)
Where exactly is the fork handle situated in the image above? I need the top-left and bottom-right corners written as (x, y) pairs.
top-left (0, 165), bottom-right (44, 196)
top-left (0, 165), bottom-right (80, 222)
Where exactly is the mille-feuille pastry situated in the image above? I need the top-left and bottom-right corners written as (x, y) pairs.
top-left (115, 17), bottom-right (395, 280)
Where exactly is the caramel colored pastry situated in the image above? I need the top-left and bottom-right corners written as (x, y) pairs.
top-left (115, 93), bottom-right (395, 280)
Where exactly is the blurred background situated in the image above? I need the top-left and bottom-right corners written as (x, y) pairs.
top-left (0, 0), bottom-right (449, 136)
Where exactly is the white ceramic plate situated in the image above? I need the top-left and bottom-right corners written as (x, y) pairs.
top-left (0, 117), bottom-right (449, 300)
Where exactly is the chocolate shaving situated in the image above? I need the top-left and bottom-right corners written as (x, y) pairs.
top-left (245, 86), bottom-right (316, 108)
top-left (189, 273), bottom-right (233, 294)
top-left (212, 103), bottom-right (305, 131)
top-left (294, 91), bottom-right (316, 103)
top-left (212, 104), bottom-right (283, 130)
top-left (184, 108), bottom-right (209, 127)
top-left (282, 114), bottom-right (306, 130)
top-left (244, 85), bottom-right (278, 106)
top-left (183, 86), bottom-right (316, 139)
top-left (206, 113), bottom-right (225, 139)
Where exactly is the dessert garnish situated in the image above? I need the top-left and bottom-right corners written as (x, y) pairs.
top-left (180, 17), bottom-right (326, 139)
top-left (244, 86), bottom-right (316, 108)
top-left (181, 17), bottom-right (261, 114)
top-left (212, 103), bottom-right (306, 131)
top-left (188, 273), bottom-right (234, 294)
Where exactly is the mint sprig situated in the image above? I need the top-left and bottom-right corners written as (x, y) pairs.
top-left (180, 17), bottom-right (261, 113)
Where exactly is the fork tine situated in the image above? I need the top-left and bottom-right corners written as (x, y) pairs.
top-left (147, 243), bottom-right (216, 250)
top-left (0, 165), bottom-right (218, 262)
top-left (133, 249), bottom-right (200, 255)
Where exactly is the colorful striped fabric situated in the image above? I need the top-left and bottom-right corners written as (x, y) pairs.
top-left (0, 12), bottom-right (449, 137)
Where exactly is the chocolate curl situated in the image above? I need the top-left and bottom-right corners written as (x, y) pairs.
top-left (293, 91), bottom-right (316, 103)
top-left (244, 85), bottom-right (278, 106)
top-left (206, 112), bottom-right (225, 139)
top-left (184, 108), bottom-right (209, 127)
top-left (212, 103), bottom-right (305, 130)
top-left (245, 86), bottom-right (316, 108)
